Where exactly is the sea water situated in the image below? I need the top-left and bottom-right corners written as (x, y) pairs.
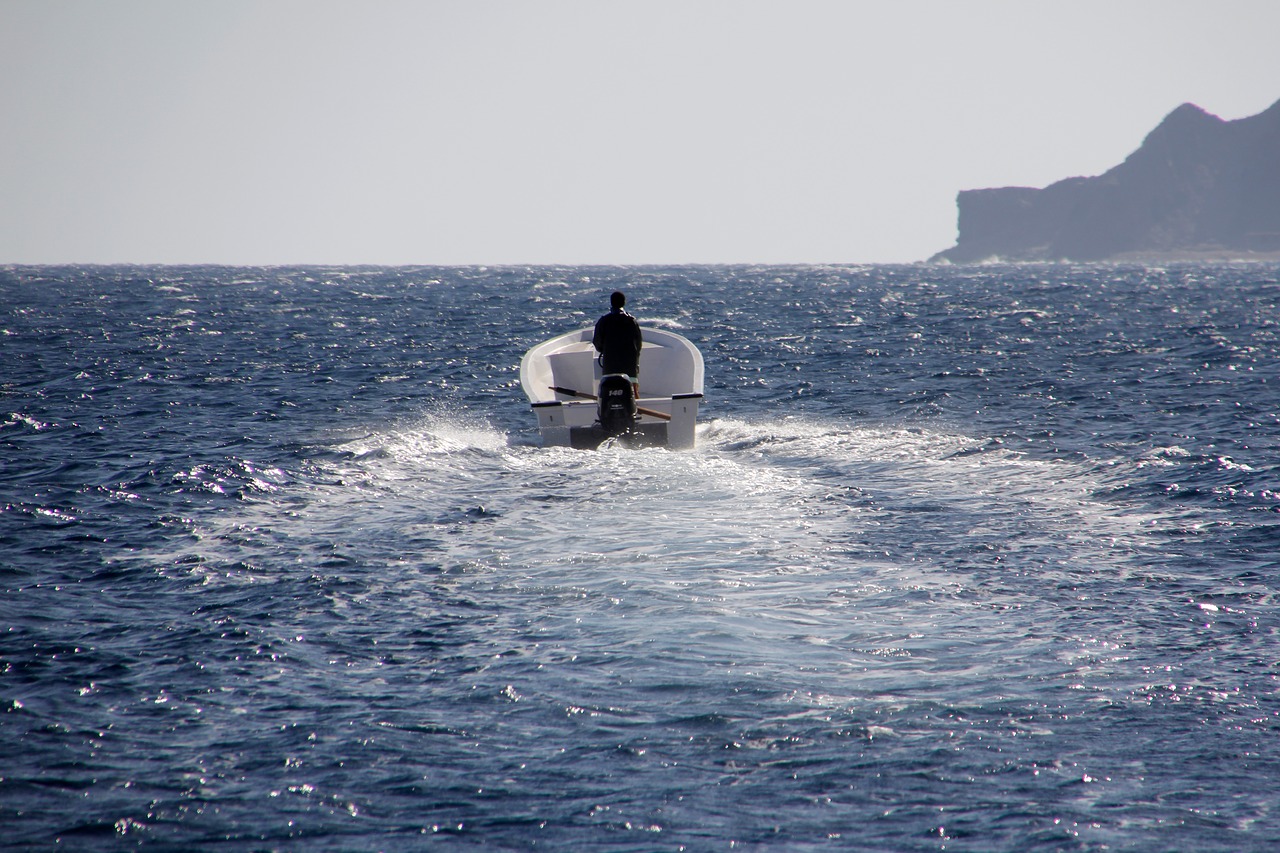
top-left (3, 263), bottom-right (1279, 850)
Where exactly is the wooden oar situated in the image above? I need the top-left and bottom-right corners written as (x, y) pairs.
top-left (549, 385), bottom-right (672, 421)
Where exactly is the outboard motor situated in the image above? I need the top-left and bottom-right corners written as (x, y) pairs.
top-left (597, 374), bottom-right (637, 436)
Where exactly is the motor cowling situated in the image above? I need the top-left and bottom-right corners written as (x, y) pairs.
top-left (597, 374), bottom-right (637, 436)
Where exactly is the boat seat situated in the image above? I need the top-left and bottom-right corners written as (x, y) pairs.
top-left (638, 344), bottom-right (684, 397)
top-left (546, 348), bottom-right (597, 396)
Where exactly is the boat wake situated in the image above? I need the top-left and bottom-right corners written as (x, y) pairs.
top-left (267, 412), bottom-right (1171, 592)
top-left (146, 409), bottom-right (1174, 677)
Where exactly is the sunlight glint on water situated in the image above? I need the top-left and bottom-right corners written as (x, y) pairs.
top-left (3, 263), bottom-right (1279, 850)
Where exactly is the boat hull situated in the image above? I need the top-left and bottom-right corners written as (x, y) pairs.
top-left (521, 327), bottom-right (704, 449)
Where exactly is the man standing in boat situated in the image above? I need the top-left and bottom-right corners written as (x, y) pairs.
top-left (593, 291), bottom-right (643, 395)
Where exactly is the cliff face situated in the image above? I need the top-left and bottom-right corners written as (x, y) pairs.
top-left (931, 99), bottom-right (1280, 263)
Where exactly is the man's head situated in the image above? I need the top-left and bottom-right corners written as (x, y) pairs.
top-left (610, 291), bottom-right (626, 310)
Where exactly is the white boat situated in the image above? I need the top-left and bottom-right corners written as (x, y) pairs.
top-left (520, 326), bottom-right (705, 449)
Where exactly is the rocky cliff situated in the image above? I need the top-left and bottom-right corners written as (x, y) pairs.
top-left (931, 98), bottom-right (1280, 263)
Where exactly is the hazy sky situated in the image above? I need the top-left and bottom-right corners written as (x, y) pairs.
top-left (3, 1), bottom-right (1278, 265)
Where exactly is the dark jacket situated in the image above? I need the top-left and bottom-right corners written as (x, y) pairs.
top-left (592, 309), bottom-right (642, 377)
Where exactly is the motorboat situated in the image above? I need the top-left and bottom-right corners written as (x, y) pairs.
top-left (520, 326), bottom-right (704, 449)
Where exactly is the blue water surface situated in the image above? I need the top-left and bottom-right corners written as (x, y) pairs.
top-left (2, 263), bottom-right (1279, 850)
